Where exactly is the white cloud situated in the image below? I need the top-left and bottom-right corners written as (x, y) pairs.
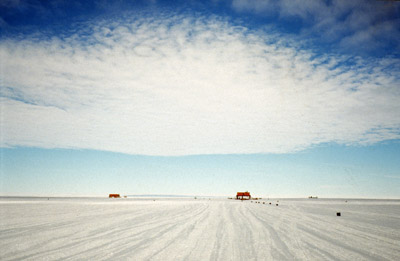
top-left (1, 14), bottom-right (399, 155)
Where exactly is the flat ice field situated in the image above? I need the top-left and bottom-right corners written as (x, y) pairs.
top-left (1, 197), bottom-right (399, 260)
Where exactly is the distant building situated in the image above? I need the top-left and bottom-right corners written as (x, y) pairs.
top-left (109, 194), bottom-right (120, 198)
top-left (236, 191), bottom-right (251, 200)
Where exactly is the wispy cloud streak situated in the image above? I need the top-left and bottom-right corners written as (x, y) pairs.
top-left (230, 0), bottom-right (400, 55)
top-left (1, 14), bottom-right (399, 155)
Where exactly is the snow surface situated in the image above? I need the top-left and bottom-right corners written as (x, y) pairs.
top-left (1, 197), bottom-right (399, 260)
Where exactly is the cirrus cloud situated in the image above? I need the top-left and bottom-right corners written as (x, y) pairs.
top-left (230, 0), bottom-right (400, 55)
top-left (1, 13), bottom-right (399, 155)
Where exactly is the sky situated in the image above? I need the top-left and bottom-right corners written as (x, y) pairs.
top-left (1, 0), bottom-right (400, 198)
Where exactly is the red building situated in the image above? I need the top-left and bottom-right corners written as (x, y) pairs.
top-left (109, 194), bottom-right (120, 198)
top-left (236, 191), bottom-right (251, 200)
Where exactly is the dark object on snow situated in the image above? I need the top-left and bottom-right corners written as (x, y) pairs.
top-left (269, 202), bottom-right (271, 205)
top-left (276, 204), bottom-right (279, 206)
top-left (337, 212), bottom-right (341, 216)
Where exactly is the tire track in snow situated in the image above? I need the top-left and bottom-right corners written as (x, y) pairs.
top-left (136, 203), bottom-right (212, 260)
top-left (284, 203), bottom-right (399, 260)
top-left (1, 198), bottom-right (400, 260)
top-left (81, 202), bottom-right (211, 260)
top-left (3, 201), bottom-right (210, 260)
top-left (244, 202), bottom-right (294, 260)
top-left (297, 221), bottom-right (393, 261)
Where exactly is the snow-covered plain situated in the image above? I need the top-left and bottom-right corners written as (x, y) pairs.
top-left (1, 197), bottom-right (399, 260)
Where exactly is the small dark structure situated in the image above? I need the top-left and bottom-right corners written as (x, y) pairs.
top-left (109, 194), bottom-right (120, 198)
top-left (236, 191), bottom-right (251, 200)
top-left (337, 212), bottom-right (341, 216)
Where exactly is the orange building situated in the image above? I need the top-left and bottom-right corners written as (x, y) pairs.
top-left (236, 191), bottom-right (251, 200)
top-left (109, 194), bottom-right (120, 198)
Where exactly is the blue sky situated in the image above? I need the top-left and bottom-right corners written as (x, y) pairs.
top-left (1, 0), bottom-right (400, 198)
